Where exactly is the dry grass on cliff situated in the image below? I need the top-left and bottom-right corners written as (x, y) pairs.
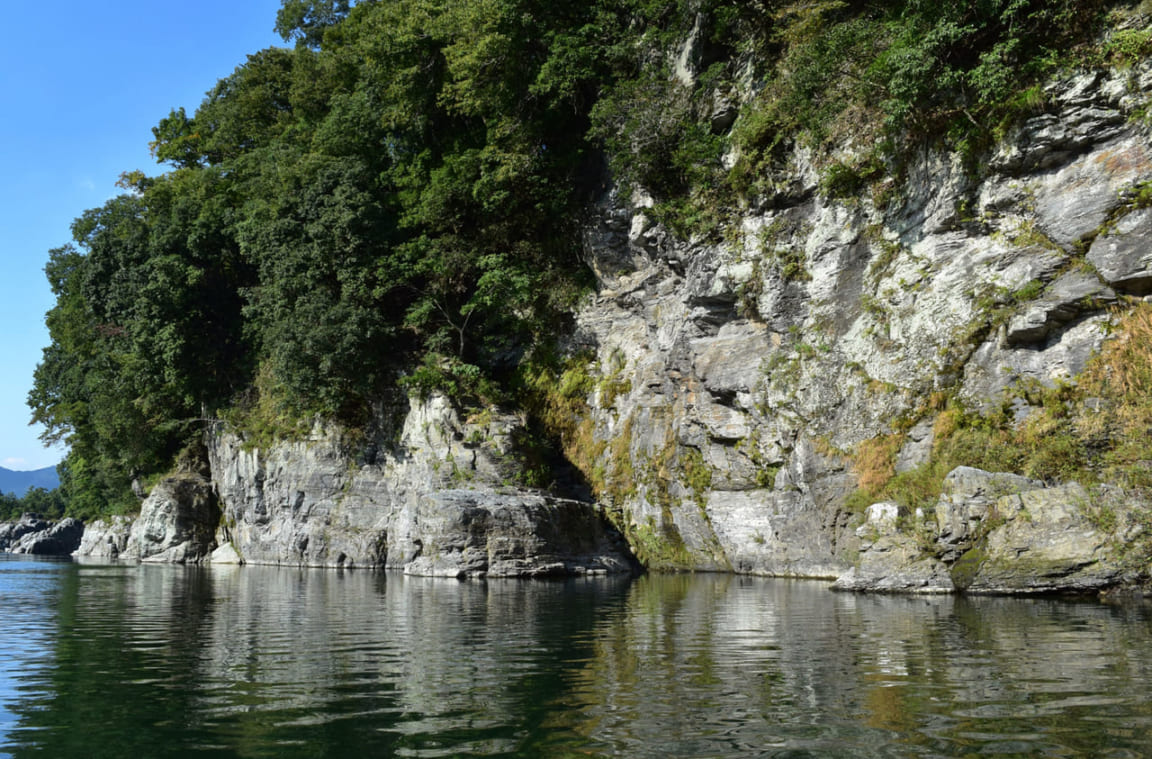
top-left (852, 433), bottom-right (903, 494)
top-left (1076, 302), bottom-right (1152, 487)
top-left (847, 302), bottom-right (1152, 513)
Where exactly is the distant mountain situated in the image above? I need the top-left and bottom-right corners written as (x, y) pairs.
top-left (0, 466), bottom-right (60, 496)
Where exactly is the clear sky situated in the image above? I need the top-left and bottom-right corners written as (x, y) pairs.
top-left (0, 1), bottom-right (286, 471)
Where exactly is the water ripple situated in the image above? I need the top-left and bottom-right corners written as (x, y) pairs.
top-left (2, 560), bottom-right (1152, 757)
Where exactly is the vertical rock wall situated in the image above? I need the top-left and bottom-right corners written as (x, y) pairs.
top-left (567, 64), bottom-right (1152, 578)
top-left (200, 395), bottom-right (634, 576)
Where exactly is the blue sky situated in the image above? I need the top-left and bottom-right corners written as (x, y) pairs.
top-left (1, 1), bottom-right (285, 471)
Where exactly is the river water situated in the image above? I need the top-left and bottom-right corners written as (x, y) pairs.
top-left (1, 555), bottom-right (1150, 758)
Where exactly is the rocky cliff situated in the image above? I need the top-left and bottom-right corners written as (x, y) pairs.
top-left (70, 394), bottom-right (636, 578)
top-left (560, 61), bottom-right (1152, 591)
top-left (52, 59), bottom-right (1152, 595)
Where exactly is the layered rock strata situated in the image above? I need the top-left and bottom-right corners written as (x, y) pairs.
top-left (123, 395), bottom-right (636, 576)
top-left (564, 63), bottom-right (1152, 586)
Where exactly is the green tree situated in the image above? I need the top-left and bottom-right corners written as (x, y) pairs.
top-left (276, 0), bottom-right (352, 48)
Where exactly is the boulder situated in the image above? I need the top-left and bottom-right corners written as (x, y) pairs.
top-left (1087, 206), bottom-right (1152, 295)
top-left (832, 534), bottom-right (954, 593)
top-left (9, 517), bottom-right (84, 556)
top-left (124, 474), bottom-right (220, 563)
top-left (959, 483), bottom-right (1130, 594)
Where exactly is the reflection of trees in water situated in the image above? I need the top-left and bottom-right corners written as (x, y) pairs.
top-left (6, 565), bottom-right (631, 759)
top-left (6, 563), bottom-right (216, 758)
top-left (5, 565), bottom-right (1152, 758)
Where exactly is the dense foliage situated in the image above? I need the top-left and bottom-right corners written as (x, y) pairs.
top-left (0, 488), bottom-right (66, 522)
top-left (29, 0), bottom-right (1121, 515)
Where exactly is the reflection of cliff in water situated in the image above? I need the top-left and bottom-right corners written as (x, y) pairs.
top-left (548, 575), bottom-right (1152, 757)
top-left (195, 567), bottom-right (631, 750)
top-left (3, 562), bottom-right (1152, 758)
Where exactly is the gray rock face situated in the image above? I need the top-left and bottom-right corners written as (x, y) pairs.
top-left (1004, 270), bottom-right (1116, 347)
top-left (962, 483), bottom-right (1129, 594)
top-left (832, 502), bottom-right (954, 593)
top-left (1087, 206), bottom-right (1152, 295)
top-left (73, 515), bottom-right (133, 558)
top-left (562, 62), bottom-right (1152, 582)
top-left (123, 475), bottom-right (220, 563)
top-left (833, 468), bottom-right (1137, 595)
top-left (200, 396), bottom-right (635, 576)
top-left (0, 515), bottom-right (84, 556)
top-left (934, 468), bottom-right (1040, 562)
top-left (833, 536), bottom-right (955, 594)
top-left (403, 491), bottom-right (634, 577)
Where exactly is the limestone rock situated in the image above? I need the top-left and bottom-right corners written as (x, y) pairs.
top-left (0, 515), bottom-right (84, 556)
top-left (209, 542), bottom-right (243, 565)
top-left (1032, 136), bottom-right (1152, 248)
top-left (832, 503), bottom-right (953, 593)
top-left (990, 71), bottom-right (1128, 175)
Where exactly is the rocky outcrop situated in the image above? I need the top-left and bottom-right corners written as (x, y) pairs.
top-left (73, 515), bottom-right (133, 558)
top-left (198, 395), bottom-right (636, 576)
top-left (401, 491), bottom-right (633, 577)
top-left (123, 474), bottom-right (220, 563)
top-left (0, 515), bottom-right (84, 556)
top-left (47, 395), bottom-right (634, 575)
top-left (832, 467), bottom-right (1138, 594)
top-left (62, 59), bottom-right (1152, 593)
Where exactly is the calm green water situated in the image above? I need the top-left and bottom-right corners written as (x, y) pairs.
top-left (2, 556), bottom-right (1151, 758)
